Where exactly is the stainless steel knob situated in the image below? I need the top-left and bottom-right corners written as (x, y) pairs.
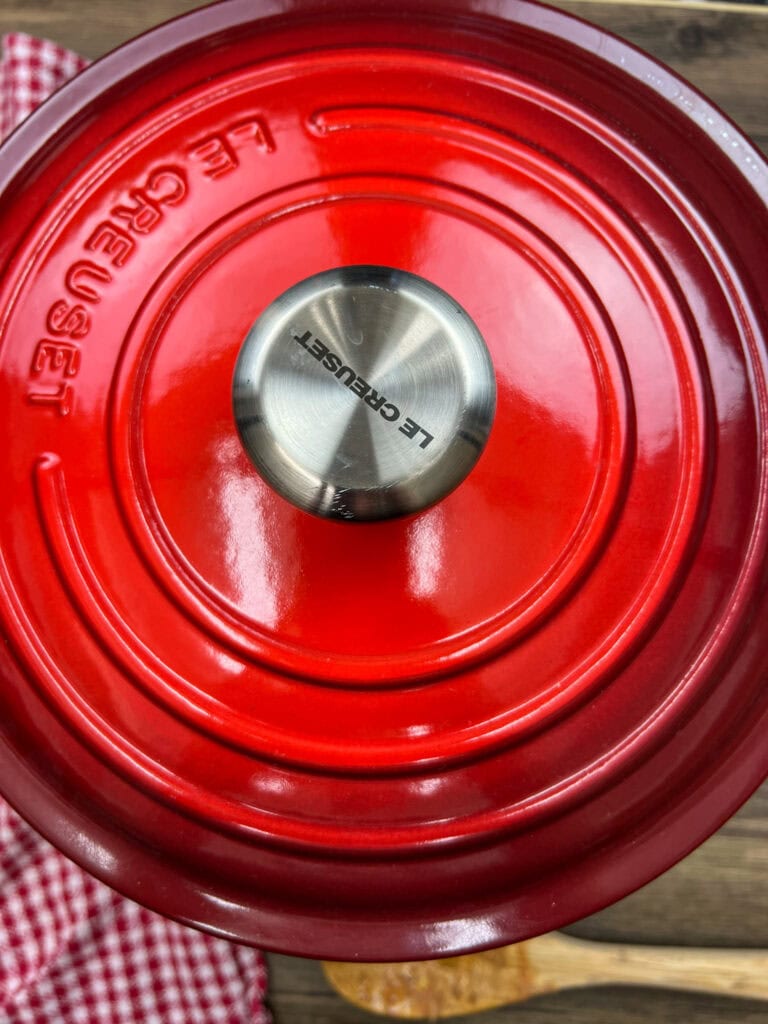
top-left (233, 266), bottom-right (496, 520)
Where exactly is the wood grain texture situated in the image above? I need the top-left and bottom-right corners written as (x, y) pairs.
top-left (0, 3), bottom-right (765, 1022)
top-left (560, 1), bottom-right (768, 151)
top-left (323, 930), bottom-right (768, 1017)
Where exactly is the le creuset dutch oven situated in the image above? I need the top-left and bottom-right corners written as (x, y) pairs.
top-left (0, 0), bottom-right (766, 961)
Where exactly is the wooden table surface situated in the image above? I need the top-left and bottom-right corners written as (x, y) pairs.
top-left (1, 2), bottom-right (765, 1022)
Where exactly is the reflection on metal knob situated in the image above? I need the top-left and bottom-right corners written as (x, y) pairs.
top-left (233, 265), bottom-right (496, 520)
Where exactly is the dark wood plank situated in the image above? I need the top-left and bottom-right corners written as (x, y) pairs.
top-left (265, 964), bottom-right (768, 1023)
top-left (0, 0), bottom-right (203, 57)
top-left (557, 1), bottom-right (768, 151)
top-left (268, 988), bottom-right (768, 1024)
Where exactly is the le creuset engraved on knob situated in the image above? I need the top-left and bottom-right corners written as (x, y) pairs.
top-left (233, 265), bottom-right (496, 520)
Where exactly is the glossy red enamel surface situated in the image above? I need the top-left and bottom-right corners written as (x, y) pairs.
top-left (0, 0), bottom-right (767, 960)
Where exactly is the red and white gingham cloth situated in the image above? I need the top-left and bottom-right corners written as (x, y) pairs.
top-left (0, 34), bottom-right (270, 1024)
top-left (0, 33), bottom-right (88, 139)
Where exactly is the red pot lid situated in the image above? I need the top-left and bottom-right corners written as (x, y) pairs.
top-left (1, 0), bottom-right (767, 961)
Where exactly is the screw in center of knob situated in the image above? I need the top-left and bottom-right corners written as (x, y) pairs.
top-left (232, 266), bottom-right (496, 521)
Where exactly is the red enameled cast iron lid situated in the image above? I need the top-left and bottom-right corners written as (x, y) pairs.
top-left (1, 0), bottom-right (767, 961)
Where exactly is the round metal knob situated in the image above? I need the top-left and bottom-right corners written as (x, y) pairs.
top-left (233, 266), bottom-right (496, 520)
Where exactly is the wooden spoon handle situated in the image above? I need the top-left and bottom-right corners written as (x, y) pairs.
top-left (532, 932), bottom-right (768, 1002)
top-left (323, 934), bottom-right (768, 1019)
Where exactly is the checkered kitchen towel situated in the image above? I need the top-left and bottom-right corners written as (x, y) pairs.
top-left (0, 34), bottom-right (269, 1024)
top-left (0, 33), bottom-right (88, 138)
